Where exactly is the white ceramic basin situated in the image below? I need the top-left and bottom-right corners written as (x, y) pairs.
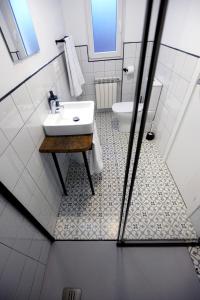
top-left (43, 101), bottom-right (94, 136)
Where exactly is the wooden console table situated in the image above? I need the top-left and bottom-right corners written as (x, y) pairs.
top-left (39, 134), bottom-right (95, 196)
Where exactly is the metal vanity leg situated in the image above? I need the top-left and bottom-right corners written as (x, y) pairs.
top-left (52, 153), bottom-right (67, 196)
top-left (82, 152), bottom-right (95, 195)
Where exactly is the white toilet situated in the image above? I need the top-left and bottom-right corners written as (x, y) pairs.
top-left (112, 78), bottom-right (163, 133)
top-left (112, 102), bottom-right (144, 132)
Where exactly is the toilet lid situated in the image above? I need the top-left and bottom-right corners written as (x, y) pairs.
top-left (112, 102), bottom-right (143, 113)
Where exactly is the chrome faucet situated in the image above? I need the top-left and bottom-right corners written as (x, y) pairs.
top-left (50, 100), bottom-right (56, 114)
top-left (48, 90), bottom-right (64, 114)
top-left (55, 103), bottom-right (64, 113)
top-left (50, 100), bottom-right (64, 114)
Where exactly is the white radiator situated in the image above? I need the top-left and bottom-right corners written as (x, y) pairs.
top-left (95, 77), bottom-right (120, 109)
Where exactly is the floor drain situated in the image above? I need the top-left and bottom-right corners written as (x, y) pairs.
top-left (73, 116), bottom-right (80, 122)
top-left (62, 288), bottom-right (82, 300)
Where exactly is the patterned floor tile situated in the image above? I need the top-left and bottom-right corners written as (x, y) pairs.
top-left (54, 111), bottom-right (197, 242)
top-left (188, 246), bottom-right (200, 280)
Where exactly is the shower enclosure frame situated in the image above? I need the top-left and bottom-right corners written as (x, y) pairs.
top-left (0, 0), bottom-right (199, 247)
top-left (117, 0), bottom-right (200, 247)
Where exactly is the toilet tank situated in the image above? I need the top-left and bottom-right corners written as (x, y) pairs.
top-left (148, 79), bottom-right (162, 111)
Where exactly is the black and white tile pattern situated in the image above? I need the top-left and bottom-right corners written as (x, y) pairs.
top-left (54, 112), bottom-right (197, 241)
top-left (189, 246), bottom-right (200, 280)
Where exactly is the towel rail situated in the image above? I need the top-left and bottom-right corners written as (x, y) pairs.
top-left (55, 36), bottom-right (68, 44)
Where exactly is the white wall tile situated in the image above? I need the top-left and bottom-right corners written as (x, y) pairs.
top-left (15, 258), bottom-right (37, 300)
top-left (94, 61), bottom-right (105, 73)
top-left (124, 43), bottom-right (136, 58)
top-left (123, 58), bottom-right (135, 68)
top-left (168, 73), bottom-right (180, 95)
top-left (122, 91), bottom-right (133, 102)
top-left (54, 55), bottom-right (67, 79)
top-left (0, 250), bottom-right (26, 299)
top-left (26, 148), bottom-right (45, 183)
top-left (115, 70), bottom-right (123, 80)
top-left (174, 77), bottom-right (189, 103)
top-left (0, 96), bottom-right (23, 142)
top-left (104, 60), bottom-right (116, 72)
top-left (158, 126), bottom-right (171, 157)
top-left (165, 48), bottom-right (176, 69)
top-left (0, 194), bottom-right (6, 215)
top-left (26, 109), bottom-right (45, 147)
top-left (155, 64), bottom-right (172, 87)
top-left (14, 218), bottom-right (34, 256)
top-left (85, 73), bottom-right (95, 84)
top-left (75, 47), bottom-right (81, 61)
top-left (27, 237), bottom-right (43, 261)
top-left (36, 170), bottom-right (59, 213)
top-left (0, 202), bottom-right (23, 247)
top-left (0, 129), bottom-right (9, 156)
top-left (85, 84), bottom-right (95, 96)
top-left (136, 43), bottom-right (141, 57)
top-left (115, 60), bottom-right (123, 71)
top-left (149, 87), bottom-right (162, 111)
top-left (81, 61), bottom-right (94, 73)
top-left (104, 70), bottom-right (116, 78)
top-left (11, 85), bottom-right (35, 123)
top-left (0, 54), bottom-right (71, 236)
top-left (12, 126), bottom-right (35, 166)
top-left (13, 169), bottom-right (37, 208)
top-left (154, 45), bottom-right (199, 159)
top-left (173, 51), bottom-right (186, 75)
top-left (26, 71), bottom-right (49, 108)
top-left (181, 55), bottom-right (198, 81)
top-left (123, 82), bottom-right (135, 95)
top-left (146, 42), bottom-right (153, 57)
top-left (55, 73), bottom-right (71, 101)
top-left (0, 243), bottom-right (11, 279)
top-left (29, 264), bottom-right (45, 300)
top-left (52, 59), bottom-right (62, 79)
top-left (79, 46), bottom-right (88, 61)
top-left (29, 187), bottom-right (47, 221)
top-left (39, 241), bottom-right (51, 264)
top-left (0, 190), bottom-right (50, 299)
top-left (164, 93), bottom-right (180, 120)
top-left (0, 145), bottom-right (24, 191)
top-left (94, 71), bottom-right (105, 79)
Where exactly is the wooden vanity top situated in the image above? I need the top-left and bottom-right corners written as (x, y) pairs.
top-left (39, 134), bottom-right (93, 153)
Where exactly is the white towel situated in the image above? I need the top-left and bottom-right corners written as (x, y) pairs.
top-left (88, 122), bottom-right (103, 175)
top-left (64, 36), bottom-right (85, 97)
top-left (71, 122), bottom-right (103, 175)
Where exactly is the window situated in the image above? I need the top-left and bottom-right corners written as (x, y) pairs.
top-left (87, 0), bottom-right (122, 59)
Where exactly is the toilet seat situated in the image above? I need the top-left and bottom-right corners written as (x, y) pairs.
top-left (112, 101), bottom-right (143, 113)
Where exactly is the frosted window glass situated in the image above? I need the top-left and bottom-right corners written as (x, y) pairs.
top-left (91, 0), bottom-right (117, 53)
top-left (9, 0), bottom-right (39, 55)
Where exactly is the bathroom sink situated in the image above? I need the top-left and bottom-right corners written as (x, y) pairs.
top-left (43, 101), bottom-right (94, 136)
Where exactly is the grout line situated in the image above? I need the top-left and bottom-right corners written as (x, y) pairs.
top-left (161, 43), bottom-right (200, 58)
top-left (157, 60), bottom-right (192, 83)
top-left (0, 85), bottom-right (50, 158)
top-left (0, 241), bottom-right (47, 266)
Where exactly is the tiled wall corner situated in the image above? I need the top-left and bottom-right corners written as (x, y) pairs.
top-left (122, 43), bottom-right (139, 102)
top-left (0, 192), bottom-right (51, 299)
top-left (76, 46), bottom-right (123, 104)
top-left (0, 53), bottom-right (70, 235)
top-left (75, 43), bottom-right (153, 106)
top-left (122, 42), bottom-right (153, 102)
top-left (154, 45), bottom-right (199, 157)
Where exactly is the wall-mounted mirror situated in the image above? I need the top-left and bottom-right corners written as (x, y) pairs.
top-left (0, 0), bottom-right (39, 63)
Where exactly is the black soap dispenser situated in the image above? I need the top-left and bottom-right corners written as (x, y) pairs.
top-left (48, 90), bottom-right (59, 108)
